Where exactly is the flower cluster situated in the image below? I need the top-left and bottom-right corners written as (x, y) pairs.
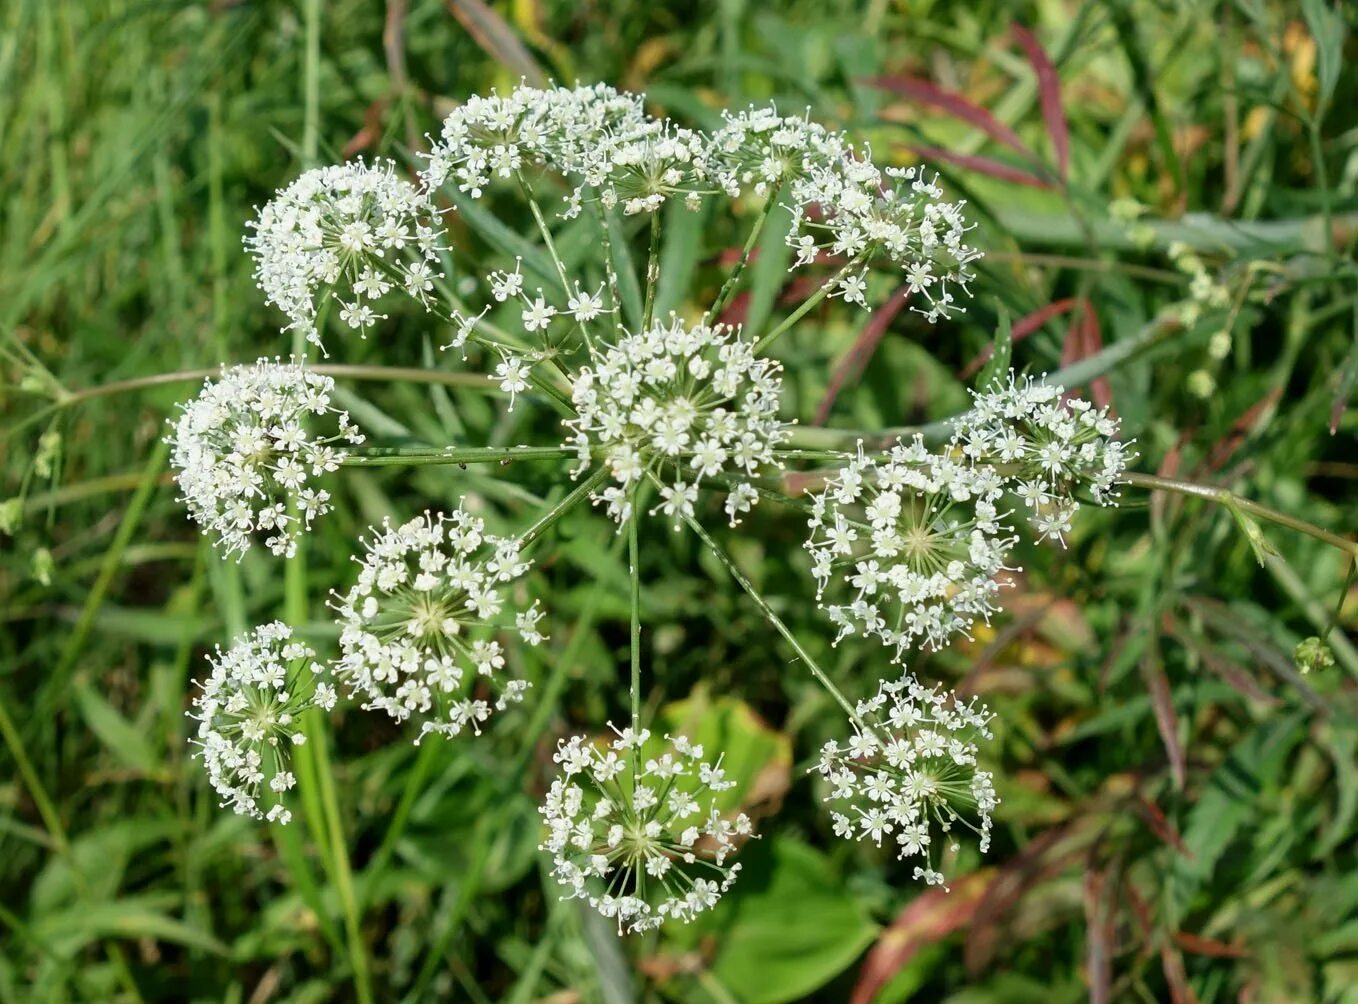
top-left (951, 374), bottom-right (1130, 544)
top-left (566, 318), bottom-right (790, 527)
top-left (189, 622), bottom-right (338, 825)
top-left (246, 160), bottom-right (446, 348)
top-left (812, 675), bottom-right (997, 885)
top-left (332, 508), bottom-right (544, 743)
top-left (705, 106), bottom-right (848, 200)
top-left (805, 438), bottom-right (1016, 659)
top-left (422, 82), bottom-right (712, 218)
top-left (168, 359), bottom-right (362, 558)
top-left (540, 727), bottom-right (752, 933)
top-left (788, 159), bottom-right (980, 321)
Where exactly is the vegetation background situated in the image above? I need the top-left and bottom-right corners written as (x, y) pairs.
top-left (3, 0), bottom-right (1357, 1000)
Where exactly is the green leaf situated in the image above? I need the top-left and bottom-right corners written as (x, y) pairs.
top-left (74, 682), bottom-right (160, 775)
top-left (679, 838), bottom-right (877, 1004)
top-left (605, 210), bottom-right (644, 331)
top-left (1301, 0), bottom-right (1343, 109)
top-left (976, 302), bottom-right (1013, 391)
top-left (32, 898), bottom-right (228, 958)
top-left (744, 203), bottom-right (794, 338)
top-left (448, 186), bottom-right (557, 287)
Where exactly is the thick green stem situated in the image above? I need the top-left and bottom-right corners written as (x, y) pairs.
top-left (1122, 471), bottom-right (1358, 558)
top-left (339, 444), bottom-right (575, 468)
top-left (704, 192), bottom-right (781, 326)
top-left (753, 254), bottom-right (867, 355)
top-left (676, 503), bottom-right (861, 724)
top-left (629, 506), bottom-right (642, 737)
top-left (642, 211), bottom-right (662, 329)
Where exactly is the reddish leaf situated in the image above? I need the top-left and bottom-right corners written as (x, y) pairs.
top-left (910, 145), bottom-right (1052, 189)
top-left (962, 297), bottom-right (1080, 378)
top-left (864, 75), bottom-right (1036, 160)
top-left (1173, 930), bottom-right (1250, 959)
top-left (1140, 636), bottom-right (1186, 790)
top-left (850, 870), bottom-right (992, 1004)
top-left (342, 99), bottom-right (389, 158)
top-left (1160, 940), bottom-right (1199, 1004)
top-left (1083, 868), bottom-right (1113, 1004)
top-left (1133, 794), bottom-right (1191, 857)
top-left (1060, 300), bottom-right (1112, 410)
top-left (814, 285), bottom-right (911, 425)
top-left (1123, 878), bottom-right (1156, 958)
top-left (1012, 24), bottom-right (1070, 180)
top-left (444, 0), bottom-right (546, 85)
top-left (1201, 388), bottom-right (1281, 473)
top-left (719, 291), bottom-right (750, 327)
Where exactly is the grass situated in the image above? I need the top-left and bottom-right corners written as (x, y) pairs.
top-left (2, 0), bottom-right (1357, 1001)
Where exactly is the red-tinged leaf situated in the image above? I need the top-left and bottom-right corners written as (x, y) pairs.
top-left (1083, 868), bottom-right (1113, 1004)
top-left (1202, 388), bottom-right (1282, 473)
top-left (850, 870), bottom-right (992, 1004)
top-left (1140, 633), bottom-right (1186, 790)
top-left (1012, 24), bottom-right (1070, 181)
top-left (864, 75), bottom-right (1036, 161)
top-left (910, 145), bottom-right (1052, 189)
top-left (965, 818), bottom-right (1100, 971)
top-left (341, 100), bottom-right (389, 158)
top-left (444, 0), bottom-right (546, 85)
top-left (1173, 930), bottom-right (1250, 959)
top-left (1133, 794), bottom-right (1192, 857)
top-left (962, 297), bottom-right (1080, 378)
top-left (1123, 878), bottom-right (1156, 957)
top-left (1160, 940), bottom-right (1199, 1004)
top-left (814, 286), bottom-right (911, 425)
top-left (1060, 300), bottom-right (1112, 410)
top-left (1166, 619), bottom-right (1279, 706)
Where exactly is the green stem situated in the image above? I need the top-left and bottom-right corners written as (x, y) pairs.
top-left (629, 505), bottom-right (642, 737)
top-left (753, 254), bottom-right (867, 355)
top-left (704, 192), bottom-right (780, 326)
top-left (642, 210), bottom-right (662, 329)
top-left (519, 466), bottom-right (610, 548)
top-left (674, 501), bottom-right (861, 724)
top-left (285, 516), bottom-right (373, 1004)
top-left (597, 205), bottom-right (625, 338)
top-left (0, 699), bottom-right (68, 855)
top-left (339, 445), bottom-right (575, 468)
top-left (1122, 471), bottom-right (1358, 558)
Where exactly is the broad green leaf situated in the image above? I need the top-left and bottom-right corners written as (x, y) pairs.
top-left (654, 197), bottom-right (708, 320)
top-left (976, 303), bottom-right (1013, 391)
top-left (31, 897), bottom-right (227, 958)
top-left (680, 838), bottom-right (877, 1004)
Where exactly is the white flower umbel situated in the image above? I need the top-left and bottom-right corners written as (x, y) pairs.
top-left (804, 438), bottom-right (1016, 659)
top-left (813, 675), bottom-right (997, 886)
top-left (421, 82), bottom-right (648, 203)
top-left (168, 359), bottom-right (362, 559)
top-left (951, 373), bottom-right (1131, 545)
top-left (332, 508), bottom-right (545, 743)
top-left (246, 159), bottom-right (446, 348)
top-left (540, 727), bottom-right (752, 933)
top-left (189, 622), bottom-right (338, 825)
top-left (567, 317), bottom-right (790, 528)
top-left (705, 105), bottom-right (848, 199)
top-left (787, 157), bottom-right (980, 322)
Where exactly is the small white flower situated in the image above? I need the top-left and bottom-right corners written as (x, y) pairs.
top-left (189, 622), bottom-right (335, 823)
top-left (332, 507), bottom-right (544, 743)
top-left (566, 318), bottom-right (791, 529)
top-left (167, 359), bottom-right (362, 559)
top-left (246, 159), bottom-right (446, 349)
top-left (951, 372), bottom-right (1132, 544)
top-left (540, 728), bottom-right (752, 933)
top-left (813, 674), bottom-right (997, 878)
top-left (804, 439), bottom-right (1016, 660)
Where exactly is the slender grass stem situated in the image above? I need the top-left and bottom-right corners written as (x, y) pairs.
top-left (284, 504), bottom-right (373, 1004)
top-left (519, 466), bottom-right (609, 548)
top-left (1121, 471), bottom-right (1357, 558)
top-left (753, 254), bottom-right (867, 355)
top-left (704, 192), bottom-right (781, 325)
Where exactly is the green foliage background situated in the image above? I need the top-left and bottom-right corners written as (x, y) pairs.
top-left (3, 0), bottom-right (1357, 1001)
